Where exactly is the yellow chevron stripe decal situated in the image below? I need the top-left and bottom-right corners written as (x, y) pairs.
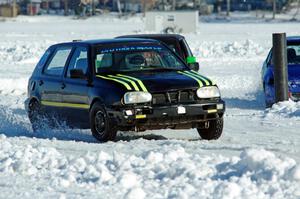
top-left (96, 75), bottom-right (132, 90)
top-left (108, 75), bottom-right (140, 91)
top-left (116, 74), bottom-right (148, 92)
top-left (178, 71), bottom-right (204, 87)
top-left (185, 71), bottom-right (210, 86)
top-left (41, 101), bottom-right (90, 109)
top-left (190, 70), bottom-right (215, 86)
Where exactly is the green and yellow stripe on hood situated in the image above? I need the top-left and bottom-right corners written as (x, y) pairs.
top-left (96, 74), bottom-right (148, 92)
top-left (178, 70), bottom-right (215, 87)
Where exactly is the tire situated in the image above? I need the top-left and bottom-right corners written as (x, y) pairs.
top-left (264, 83), bottom-right (274, 108)
top-left (265, 101), bottom-right (273, 108)
top-left (90, 102), bottom-right (117, 142)
top-left (197, 118), bottom-right (223, 140)
top-left (28, 100), bottom-right (47, 132)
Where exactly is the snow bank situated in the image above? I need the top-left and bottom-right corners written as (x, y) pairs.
top-left (8, 14), bottom-right (143, 24)
top-left (0, 136), bottom-right (299, 198)
top-left (0, 41), bottom-right (50, 65)
top-left (265, 100), bottom-right (300, 118)
top-left (0, 38), bottom-right (265, 68)
top-left (190, 39), bottom-right (265, 59)
top-left (0, 78), bottom-right (28, 96)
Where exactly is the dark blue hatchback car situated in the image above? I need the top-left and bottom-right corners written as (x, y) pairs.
top-left (262, 36), bottom-right (300, 107)
top-left (26, 38), bottom-right (225, 142)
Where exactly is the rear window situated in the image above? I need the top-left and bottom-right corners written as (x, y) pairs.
top-left (44, 47), bottom-right (72, 76)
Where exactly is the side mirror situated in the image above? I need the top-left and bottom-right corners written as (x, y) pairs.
top-left (70, 69), bottom-right (86, 79)
top-left (186, 56), bottom-right (200, 71)
top-left (188, 62), bottom-right (200, 71)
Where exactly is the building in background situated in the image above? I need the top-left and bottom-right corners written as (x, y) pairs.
top-left (0, 3), bottom-right (18, 17)
top-left (110, 0), bottom-right (156, 13)
top-left (0, 0), bottom-right (298, 17)
top-left (26, 0), bottom-right (41, 15)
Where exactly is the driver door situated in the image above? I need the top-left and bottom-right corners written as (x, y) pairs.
top-left (60, 46), bottom-right (90, 128)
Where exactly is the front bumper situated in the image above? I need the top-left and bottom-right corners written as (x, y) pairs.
top-left (108, 100), bottom-right (225, 131)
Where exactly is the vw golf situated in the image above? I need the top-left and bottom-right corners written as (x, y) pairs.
top-left (26, 38), bottom-right (225, 142)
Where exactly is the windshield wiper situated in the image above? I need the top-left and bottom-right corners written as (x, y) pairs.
top-left (144, 66), bottom-right (181, 71)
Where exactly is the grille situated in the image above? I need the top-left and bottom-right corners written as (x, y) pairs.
top-left (152, 90), bottom-right (196, 105)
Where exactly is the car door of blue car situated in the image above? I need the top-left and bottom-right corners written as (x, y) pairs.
top-left (60, 45), bottom-right (90, 128)
top-left (39, 45), bottom-right (73, 117)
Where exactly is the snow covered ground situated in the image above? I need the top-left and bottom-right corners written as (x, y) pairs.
top-left (0, 15), bottom-right (300, 198)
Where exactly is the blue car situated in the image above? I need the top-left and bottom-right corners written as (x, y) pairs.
top-left (262, 36), bottom-right (300, 107)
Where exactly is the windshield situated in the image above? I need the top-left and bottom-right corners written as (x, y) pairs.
top-left (95, 44), bottom-right (187, 74)
top-left (287, 43), bottom-right (300, 64)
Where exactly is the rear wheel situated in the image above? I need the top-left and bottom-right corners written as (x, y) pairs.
top-left (90, 102), bottom-right (117, 142)
top-left (28, 100), bottom-right (47, 132)
top-left (197, 118), bottom-right (223, 140)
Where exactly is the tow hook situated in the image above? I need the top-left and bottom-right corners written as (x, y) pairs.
top-left (205, 121), bottom-right (210, 129)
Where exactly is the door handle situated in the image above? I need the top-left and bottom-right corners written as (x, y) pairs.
top-left (61, 83), bottom-right (66, 89)
top-left (38, 80), bottom-right (44, 86)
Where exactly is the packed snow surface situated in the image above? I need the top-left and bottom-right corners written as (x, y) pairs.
top-left (0, 15), bottom-right (300, 198)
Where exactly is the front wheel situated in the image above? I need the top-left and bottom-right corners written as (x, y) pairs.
top-left (197, 118), bottom-right (224, 140)
top-left (264, 83), bottom-right (275, 108)
top-left (90, 102), bottom-right (117, 142)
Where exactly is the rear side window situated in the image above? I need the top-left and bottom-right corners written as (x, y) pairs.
top-left (36, 49), bottom-right (51, 69)
top-left (44, 46), bottom-right (72, 76)
top-left (161, 39), bottom-right (183, 58)
top-left (67, 47), bottom-right (88, 77)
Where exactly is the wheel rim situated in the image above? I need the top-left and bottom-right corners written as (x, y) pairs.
top-left (95, 110), bottom-right (106, 136)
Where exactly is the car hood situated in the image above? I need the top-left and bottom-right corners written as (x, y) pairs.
top-left (96, 70), bottom-right (215, 93)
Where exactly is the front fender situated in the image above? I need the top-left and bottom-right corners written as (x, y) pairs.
top-left (90, 80), bottom-right (127, 108)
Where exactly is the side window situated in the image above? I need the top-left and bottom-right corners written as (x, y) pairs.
top-left (181, 39), bottom-right (193, 57)
top-left (44, 47), bottom-right (72, 76)
top-left (67, 47), bottom-right (88, 77)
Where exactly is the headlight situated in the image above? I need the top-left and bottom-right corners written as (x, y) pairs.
top-left (197, 86), bottom-right (221, 99)
top-left (123, 91), bottom-right (152, 104)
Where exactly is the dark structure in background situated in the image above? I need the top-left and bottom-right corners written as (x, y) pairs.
top-left (221, 0), bottom-right (287, 11)
top-left (0, 0), bottom-right (296, 16)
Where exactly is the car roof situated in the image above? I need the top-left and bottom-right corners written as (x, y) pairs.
top-left (53, 38), bottom-right (160, 47)
top-left (116, 34), bottom-right (185, 40)
top-left (287, 36), bottom-right (300, 42)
